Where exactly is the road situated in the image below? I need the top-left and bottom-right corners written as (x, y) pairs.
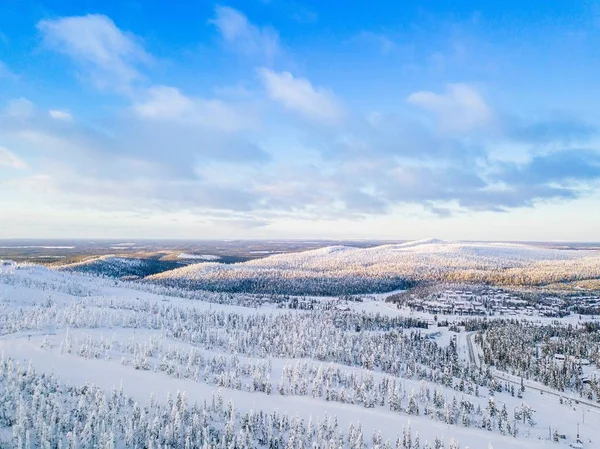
top-left (492, 370), bottom-right (600, 412)
top-left (466, 331), bottom-right (478, 367)
top-left (466, 331), bottom-right (600, 412)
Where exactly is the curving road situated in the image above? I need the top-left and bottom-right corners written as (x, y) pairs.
top-left (466, 331), bottom-right (600, 412)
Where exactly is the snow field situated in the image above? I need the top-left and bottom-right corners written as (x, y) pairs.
top-left (1, 260), bottom-right (598, 447)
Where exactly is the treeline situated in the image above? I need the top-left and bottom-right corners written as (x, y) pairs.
top-left (148, 275), bottom-right (415, 296)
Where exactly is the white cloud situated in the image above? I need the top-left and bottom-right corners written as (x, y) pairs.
top-left (133, 86), bottom-right (195, 119)
top-left (258, 68), bottom-right (344, 123)
top-left (48, 109), bottom-right (73, 121)
top-left (133, 85), bottom-right (256, 132)
top-left (3, 98), bottom-right (35, 119)
top-left (0, 146), bottom-right (27, 169)
top-left (37, 14), bottom-right (150, 91)
top-left (407, 83), bottom-right (492, 133)
top-left (211, 6), bottom-right (280, 60)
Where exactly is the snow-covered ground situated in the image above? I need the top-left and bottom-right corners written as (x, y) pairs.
top-left (0, 261), bottom-right (597, 448)
top-left (177, 253), bottom-right (221, 261)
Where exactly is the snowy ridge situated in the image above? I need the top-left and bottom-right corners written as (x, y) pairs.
top-left (177, 253), bottom-right (221, 261)
top-left (58, 255), bottom-right (144, 269)
top-left (55, 255), bottom-right (183, 279)
top-left (56, 255), bottom-right (146, 278)
top-left (148, 240), bottom-right (600, 294)
top-left (395, 238), bottom-right (446, 248)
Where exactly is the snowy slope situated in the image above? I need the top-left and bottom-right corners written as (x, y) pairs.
top-left (1, 264), bottom-right (597, 448)
top-left (56, 255), bottom-right (184, 279)
top-left (177, 253), bottom-right (221, 261)
top-left (148, 239), bottom-right (600, 294)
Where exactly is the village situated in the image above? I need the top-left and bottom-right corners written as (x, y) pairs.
top-left (385, 285), bottom-right (597, 318)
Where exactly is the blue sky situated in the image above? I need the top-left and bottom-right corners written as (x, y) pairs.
top-left (1, 1), bottom-right (599, 240)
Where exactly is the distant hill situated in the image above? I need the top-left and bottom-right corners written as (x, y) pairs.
top-left (56, 256), bottom-right (185, 280)
top-left (146, 239), bottom-right (600, 295)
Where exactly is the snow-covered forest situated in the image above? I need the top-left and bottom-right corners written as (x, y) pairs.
top-left (147, 240), bottom-right (600, 295)
top-left (1, 241), bottom-right (599, 448)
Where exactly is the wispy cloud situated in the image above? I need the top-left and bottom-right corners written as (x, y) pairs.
top-left (211, 6), bottom-right (280, 61)
top-left (48, 109), bottom-right (73, 121)
top-left (407, 83), bottom-right (493, 134)
top-left (0, 146), bottom-right (28, 169)
top-left (4, 98), bottom-right (35, 119)
top-left (354, 31), bottom-right (396, 54)
top-left (0, 60), bottom-right (17, 80)
top-left (37, 14), bottom-right (151, 92)
top-left (258, 68), bottom-right (344, 123)
top-left (133, 85), bottom-right (257, 132)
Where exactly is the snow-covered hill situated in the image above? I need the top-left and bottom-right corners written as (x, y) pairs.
top-left (147, 239), bottom-right (600, 294)
top-left (56, 255), bottom-right (184, 279)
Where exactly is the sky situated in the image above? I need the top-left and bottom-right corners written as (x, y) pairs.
top-left (1, 1), bottom-right (600, 241)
